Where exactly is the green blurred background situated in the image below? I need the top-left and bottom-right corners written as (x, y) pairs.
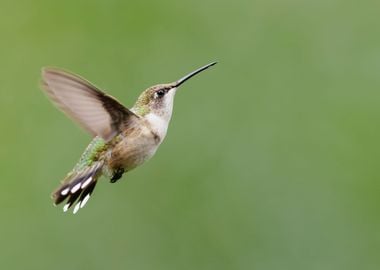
top-left (1, 0), bottom-right (380, 269)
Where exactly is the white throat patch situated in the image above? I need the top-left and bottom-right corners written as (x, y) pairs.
top-left (145, 113), bottom-right (169, 140)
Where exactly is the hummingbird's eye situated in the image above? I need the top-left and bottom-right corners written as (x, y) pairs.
top-left (154, 89), bottom-right (166, 99)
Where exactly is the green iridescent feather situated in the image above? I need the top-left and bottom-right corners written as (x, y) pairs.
top-left (74, 136), bottom-right (106, 171)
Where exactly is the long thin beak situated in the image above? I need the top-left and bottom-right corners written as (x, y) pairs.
top-left (174, 61), bottom-right (217, 88)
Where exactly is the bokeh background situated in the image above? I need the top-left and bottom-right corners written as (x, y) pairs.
top-left (1, 0), bottom-right (380, 269)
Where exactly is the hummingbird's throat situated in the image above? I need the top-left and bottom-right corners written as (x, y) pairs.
top-left (145, 113), bottom-right (170, 142)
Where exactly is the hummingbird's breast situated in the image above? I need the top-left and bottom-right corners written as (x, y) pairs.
top-left (106, 119), bottom-right (166, 172)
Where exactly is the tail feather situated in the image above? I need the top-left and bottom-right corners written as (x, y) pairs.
top-left (52, 161), bottom-right (103, 213)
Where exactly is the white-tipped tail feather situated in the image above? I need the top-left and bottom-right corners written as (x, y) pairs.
top-left (73, 203), bottom-right (81, 214)
top-left (60, 187), bottom-right (70, 196)
top-left (81, 176), bottom-right (93, 189)
top-left (63, 203), bottom-right (70, 212)
top-left (52, 161), bottom-right (103, 214)
top-left (71, 182), bottom-right (82, 194)
top-left (80, 194), bottom-right (91, 208)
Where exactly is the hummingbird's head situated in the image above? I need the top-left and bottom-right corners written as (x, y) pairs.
top-left (132, 83), bottom-right (178, 120)
top-left (132, 62), bottom-right (217, 120)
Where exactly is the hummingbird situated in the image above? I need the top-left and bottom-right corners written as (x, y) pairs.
top-left (41, 62), bottom-right (216, 214)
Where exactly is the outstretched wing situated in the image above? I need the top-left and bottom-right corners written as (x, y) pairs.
top-left (41, 67), bottom-right (139, 141)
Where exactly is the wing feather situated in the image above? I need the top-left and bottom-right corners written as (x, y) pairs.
top-left (41, 67), bottom-right (138, 141)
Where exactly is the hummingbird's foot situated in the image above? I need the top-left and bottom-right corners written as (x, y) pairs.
top-left (110, 168), bottom-right (124, 183)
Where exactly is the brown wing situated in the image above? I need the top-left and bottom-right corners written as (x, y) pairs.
top-left (41, 67), bottom-right (139, 141)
